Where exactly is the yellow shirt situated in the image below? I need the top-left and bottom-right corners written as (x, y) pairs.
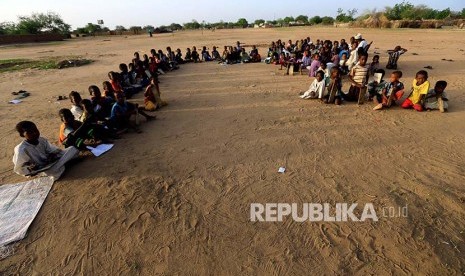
top-left (408, 80), bottom-right (430, 104)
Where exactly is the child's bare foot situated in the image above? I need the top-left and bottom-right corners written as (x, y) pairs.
top-left (373, 103), bottom-right (383, 110)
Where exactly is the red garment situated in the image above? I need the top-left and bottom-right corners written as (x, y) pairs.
top-left (401, 98), bottom-right (423, 111)
top-left (110, 79), bottom-right (123, 92)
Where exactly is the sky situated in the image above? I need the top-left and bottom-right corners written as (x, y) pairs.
top-left (0, 0), bottom-right (463, 29)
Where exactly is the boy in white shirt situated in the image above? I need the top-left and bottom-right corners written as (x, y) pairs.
top-left (299, 71), bottom-right (326, 100)
top-left (13, 121), bottom-right (79, 180)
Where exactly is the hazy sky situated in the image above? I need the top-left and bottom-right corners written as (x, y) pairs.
top-left (1, 0), bottom-right (463, 29)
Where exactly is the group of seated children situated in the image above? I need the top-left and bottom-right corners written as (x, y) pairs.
top-left (300, 50), bottom-right (449, 112)
top-left (267, 33), bottom-right (408, 80)
top-left (12, 50), bottom-right (172, 180)
top-left (180, 41), bottom-right (261, 64)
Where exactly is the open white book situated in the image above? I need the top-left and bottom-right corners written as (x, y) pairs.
top-left (374, 73), bottom-right (382, 83)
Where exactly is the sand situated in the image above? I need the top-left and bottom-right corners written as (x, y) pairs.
top-left (0, 27), bottom-right (465, 275)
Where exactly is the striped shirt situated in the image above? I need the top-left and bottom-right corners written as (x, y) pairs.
top-left (351, 64), bottom-right (369, 85)
top-left (387, 50), bottom-right (405, 67)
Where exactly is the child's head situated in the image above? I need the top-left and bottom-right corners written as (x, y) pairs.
top-left (134, 52), bottom-right (140, 59)
top-left (435, 80), bottom-right (447, 92)
top-left (59, 108), bottom-right (75, 125)
top-left (150, 49), bottom-right (156, 56)
top-left (69, 91), bottom-right (82, 106)
top-left (330, 67), bottom-right (340, 79)
top-left (128, 63), bottom-right (134, 71)
top-left (415, 70), bottom-right (428, 85)
top-left (88, 85), bottom-right (101, 97)
top-left (16, 121), bottom-right (40, 142)
top-left (358, 52), bottom-right (368, 66)
top-left (81, 99), bottom-right (93, 113)
top-left (143, 54), bottom-right (149, 60)
top-left (341, 53), bottom-right (347, 60)
top-left (390, 70), bottom-right (403, 82)
top-left (320, 62), bottom-right (327, 70)
top-left (313, 53), bottom-right (319, 60)
top-left (372, 55), bottom-right (379, 63)
top-left (102, 81), bottom-right (113, 93)
top-left (119, 63), bottom-right (128, 72)
top-left (315, 70), bottom-right (325, 82)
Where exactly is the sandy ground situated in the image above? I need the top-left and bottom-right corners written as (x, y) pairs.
top-left (0, 27), bottom-right (465, 275)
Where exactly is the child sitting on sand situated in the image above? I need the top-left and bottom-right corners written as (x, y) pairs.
top-left (13, 121), bottom-right (79, 180)
top-left (184, 48), bottom-right (193, 62)
top-left (323, 67), bottom-right (343, 105)
top-left (346, 52), bottom-right (369, 103)
top-left (211, 46), bottom-right (221, 61)
top-left (69, 91), bottom-right (84, 121)
top-left (250, 45), bottom-right (261, 62)
top-left (201, 46), bottom-right (212, 61)
top-left (373, 70), bottom-right (404, 110)
top-left (369, 55), bottom-right (380, 76)
top-left (191, 46), bottom-right (200, 63)
top-left (367, 69), bottom-right (387, 101)
top-left (308, 53), bottom-right (321, 77)
top-left (144, 77), bottom-right (167, 111)
top-left (58, 108), bottom-right (107, 149)
top-left (110, 93), bottom-right (156, 132)
top-left (89, 85), bottom-right (114, 119)
top-left (339, 53), bottom-right (349, 75)
top-left (424, 80), bottom-right (448, 112)
top-left (241, 48), bottom-right (251, 63)
top-left (401, 70), bottom-right (430, 112)
top-left (299, 71), bottom-right (325, 99)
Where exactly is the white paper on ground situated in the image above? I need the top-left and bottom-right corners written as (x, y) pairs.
top-left (86, 144), bottom-right (114, 157)
top-left (0, 176), bottom-right (54, 246)
top-left (278, 167), bottom-right (286, 173)
top-left (8, 99), bottom-right (22, 104)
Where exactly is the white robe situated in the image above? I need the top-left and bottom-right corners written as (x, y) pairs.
top-left (13, 137), bottom-right (79, 181)
top-left (300, 79), bottom-right (326, 99)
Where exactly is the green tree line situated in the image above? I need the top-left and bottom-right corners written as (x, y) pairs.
top-left (1, 3), bottom-right (464, 35)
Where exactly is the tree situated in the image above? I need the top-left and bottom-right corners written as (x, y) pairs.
top-left (170, 23), bottom-right (183, 30)
top-left (254, 19), bottom-right (265, 25)
top-left (115, 25), bottom-right (127, 32)
top-left (309, 16), bottom-right (322, 25)
top-left (435, 8), bottom-right (451, 19)
top-left (336, 8), bottom-right (357, 22)
top-left (321, 16), bottom-right (335, 25)
top-left (283, 16), bottom-right (295, 23)
top-left (276, 18), bottom-right (285, 26)
top-left (16, 12), bottom-right (70, 34)
top-left (129, 26), bottom-right (142, 34)
top-left (385, 1), bottom-right (414, 20)
top-left (236, 18), bottom-right (248, 28)
top-left (295, 15), bottom-right (308, 23)
top-left (183, 20), bottom-right (201, 29)
top-left (84, 23), bottom-right (101, 34)
top-left (0, 22), bottom-right (17, 35)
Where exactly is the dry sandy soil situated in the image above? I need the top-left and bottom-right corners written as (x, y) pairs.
top-left (1, 27), bottom-right (465, 275)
